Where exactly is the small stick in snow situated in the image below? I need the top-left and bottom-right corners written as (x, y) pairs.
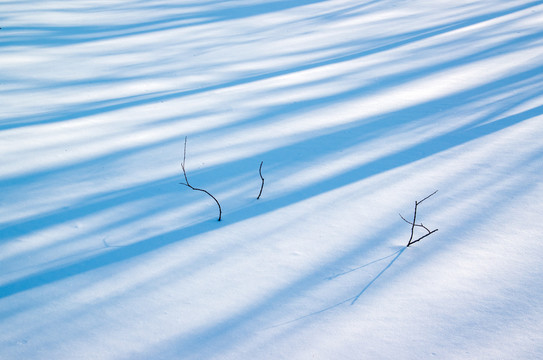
top-left (399, 190), bottom-right (438, 247)
top-left (257, 161), bottom-right (264, 199)
top-left (180, 136), bottom-right (222, 221)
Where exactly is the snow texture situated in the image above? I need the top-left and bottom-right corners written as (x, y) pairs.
top-left (1, 0), bottom-right (543, 359)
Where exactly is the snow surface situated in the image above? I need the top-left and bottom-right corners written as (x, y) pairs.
top-left (1, 0), bottom-right (543, 359)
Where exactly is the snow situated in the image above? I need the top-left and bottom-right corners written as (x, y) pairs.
top-left (1, 0), bottom-right (543, 359)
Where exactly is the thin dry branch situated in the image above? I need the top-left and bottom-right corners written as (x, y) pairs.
top-left (399, 213), bottom-right (432, 233)
top-left (400, 190), bottom-right (438, 247)
top-left (180, 137), bottom-right (222, 221)
top-left (406, 229), bottom-right (438, 246)
top-left (257, 161), bottom-right (264, 200)
top-left (418, 189), bottom-right (438, 204)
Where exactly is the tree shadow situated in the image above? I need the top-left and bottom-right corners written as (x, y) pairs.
top-left (2, 0), bottom-right (540, 130)
top-left (0, 0), bottom-right (329, 47)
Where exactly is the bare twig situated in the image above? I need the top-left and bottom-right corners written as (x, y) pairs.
top-left (418, 189), bottom-right (438, 204)
top-left (398, 213), bottom-right (413, 225)
top-left (257, 161), bottom-right (264, 200)
top-left (399, 214), bottom-right (432, 233)
top-left (406, 229), bottom-right (438, 246)
top-left (399, 190), bottom-right (438, 247)
top-left (180, 137), bottom-right (222, 221)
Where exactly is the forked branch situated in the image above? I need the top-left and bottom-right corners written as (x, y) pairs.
top-left (400, 190), bottom-right (438, 247)
top-left (257, 161), bottom-right (265, 200)
top-left (180, 137), bottom-right (222, 221)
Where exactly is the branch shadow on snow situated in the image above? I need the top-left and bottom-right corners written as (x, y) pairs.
top-left (263, 246), bottom-right (408, 330)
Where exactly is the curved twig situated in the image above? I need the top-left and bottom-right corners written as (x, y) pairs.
top-left (180, 137), bottom-right (222, 221)
top-left (257, 161), bottom-right (264, 200)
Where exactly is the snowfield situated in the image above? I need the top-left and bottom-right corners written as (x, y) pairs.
top-left (1, 0), bottom-right (543, 359)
